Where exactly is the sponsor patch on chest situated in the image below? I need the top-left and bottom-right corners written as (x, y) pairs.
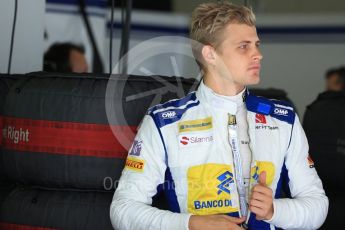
top-left (179, 132), bottom-right (213, 147)
top-left (187, 164), bottom-right (239, 215)
top-left (250, 161), bottom-right (275, 186)
top-left (178, 117), bottom-right (212, 133)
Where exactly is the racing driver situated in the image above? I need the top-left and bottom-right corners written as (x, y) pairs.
top-left (110, 2), bottom-right (328, 229)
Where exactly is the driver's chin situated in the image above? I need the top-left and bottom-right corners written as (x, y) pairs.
top-left (246, 74), bottom-right (260, 85)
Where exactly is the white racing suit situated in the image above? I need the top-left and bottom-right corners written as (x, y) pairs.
top-left (110, 82), bottom-right (328, 230)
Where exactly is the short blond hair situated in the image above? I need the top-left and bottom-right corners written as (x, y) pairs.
top-left (190, 1), bottom-right (256, 70)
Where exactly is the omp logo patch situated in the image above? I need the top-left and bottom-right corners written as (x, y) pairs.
top-left (3, 126), bottom-right (30, 144)
top-left (273, 108), bottom-right (288, 116)
top-left (161, 111), bottom-right (176, 119)
top-left (125, 157), bottom-right (145, 172)
top-left (179, 132), bottom-right (213, 147)
top-left (178, 117), bottom-right (212, 133)
top-left (255, 114), bottom-right (266, 124)
top-left (187, 164), bottom-right (238, 215)
top-left (250, 161), bottom-right (275, 186)
top-left (217, 171), bottom-right (234, 195)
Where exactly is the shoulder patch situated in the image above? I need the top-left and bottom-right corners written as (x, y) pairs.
top-left (148, 92), bottom-right (199, 128)
top-left (125, 157), bottom-right (145, 172)
top-left (246, 91), bottom-right (295, 125)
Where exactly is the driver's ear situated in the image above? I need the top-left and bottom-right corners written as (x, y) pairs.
top-left (201, 45), bottom-right (217, 66)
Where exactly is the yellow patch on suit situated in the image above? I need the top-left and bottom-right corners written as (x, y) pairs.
top-left (250, 161), bottom-right (275, 186)
top-left (178, 117), bottom-right (212, 133)
top-left (187, 164), bottom-right (239, 215)
top-left (125, 157), bottom-right (145, 172)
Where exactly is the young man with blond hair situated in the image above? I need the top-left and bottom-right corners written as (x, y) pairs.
top-left (110, 2), bottom-right (328, 229)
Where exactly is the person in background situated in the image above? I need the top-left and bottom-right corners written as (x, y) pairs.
top-left (325, 67), bottom-right (345, 91)
top-left (110, 2), bottom-right (328, 230)
top-left (303, 67), bottom-right (345, 230)
top-left (43, 42), bottom-right (88, 73)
